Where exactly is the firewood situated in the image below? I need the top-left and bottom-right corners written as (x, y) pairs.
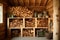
top-left (9, 19), bottom-right (23, 28)
top-left (23, 29), bottom-right (33, 37)
top-left (25, 18), bottom-right (35, 27)
top-left (8, 6), bottom-right (33, 17)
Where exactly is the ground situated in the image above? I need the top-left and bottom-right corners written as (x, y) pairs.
top-left (11, 37), bottom-right (50, 40)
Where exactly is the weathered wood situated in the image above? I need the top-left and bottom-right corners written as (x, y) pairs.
top-left (29, 0), bottom-right (35, 6)
top-left (35, 0), bottom-right (41, 6)
top-left (27, 6), bottom-right (45, 11)
top-left (0, 2), bottom-right (7, 40)
top-left (40, 0), bottom-right (47, 6)
top-left (13, 0), bottom-right (18, 6)
top-left (18, 0), bottom-right (24, 6)
top-left (47, 0), bottom-right (52, 4)
top-left (0, 26), bottom-right (5, 32)
top-left (23, 0), bottom-right (29, 6)
top-left (53, 0), bottom-right (59, 40)
top-left (46, 0), bottom-right (53, 18)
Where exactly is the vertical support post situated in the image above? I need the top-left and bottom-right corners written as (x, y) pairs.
top-left (53, 0), bottom-right (59, 40)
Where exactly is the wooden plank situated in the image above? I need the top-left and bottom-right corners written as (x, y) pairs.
top-left (46, 4), bottom-right (53, 9)
top-left (0, 32), bottom-right (5, 39)
top-left (46, 0), bottom-right (53, 9)
top-left (0, 27), bottom-right (5, 32)
top-left (0, 32), bottom-right (5, 36)
top-left (0, 36), bottom-right (5, 40)
top-left (29, 0), bottom-right (35, 6)
top-left (13, 0), bottom-right (18, 5)
top-left (46, 0), bottom-right (53, 6)
top-left (27, 6), bottom-right (45, 11)
top-left (48, 9), bottom-right (53, 18)
top-left (47, 0), bottom-right (52, 4)
top-left (46, 5), bottom-right (53, 9)
top-left (43, 0), bottom-right (48, 6)
top-left (40, 0), bottom-right (48, 6)
top-left (23, 0), bottom-right (29, 6)
top-left (9, 0), bottom-right (14, 5)
top-left (35, 0), bottom-right (41, 6)
top-left (18, 0), bottom-right (24, 6)
top-left (48, 7), bottom-right (53, 11)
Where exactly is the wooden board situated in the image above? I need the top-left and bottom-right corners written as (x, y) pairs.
top-left (18, 0), bottom-right (24, 6)
top-left (40, 0), bottom-right (47, 6)
top-left (35, 0), bottom-right (41, 6)
top-left (23, 0), bottom-right (29, 6)
top-left (13, 0), bottom-right (18, 6)
top-left (29, 0), bottom-right (35, 6)
top-left (0, 27), bottom-right (5, 32)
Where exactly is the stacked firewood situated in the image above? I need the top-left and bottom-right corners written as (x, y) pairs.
top-left (8, 6), bottom-right (33, 17)
top-left (25, 18), bottom-right (35, 27)
top-left (37, 18), bottom-right (48, 27)
top-left (23, 29), bottom-right (34, 37)
top-left (11, 29), bottom-right (21, 37)
top-left (9, 19), bottom-right (23, 28)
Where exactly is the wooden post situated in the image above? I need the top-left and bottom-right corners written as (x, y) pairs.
top-left (53, 0), bottom-right (59, 40)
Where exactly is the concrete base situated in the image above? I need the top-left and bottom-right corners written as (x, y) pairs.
top-left (11, 37), bottom-right (53, 40)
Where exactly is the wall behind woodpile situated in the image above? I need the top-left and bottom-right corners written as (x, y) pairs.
top-left (0, 0), bottom-right (8, 40)
top-left (46, 0), bottom-right (53, 18)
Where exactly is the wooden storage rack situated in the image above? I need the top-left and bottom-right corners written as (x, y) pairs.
top-left (7, 5), bottom-right (52, 37)
top-left (7, 17), bottom-right (50, 37)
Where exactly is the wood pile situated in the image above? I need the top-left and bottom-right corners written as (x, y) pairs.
top-left (8, 6), bottom-right (33, 17)
top-left (37, 18), bottom-right (48, 27)
top-left (23, 29), bottom-right (34, 37)
top-left (9, 19), bottom-right (23, 28)
top-left (11, 29), bottom-right (21, 37)
top-left (25, 18), bottom-right (35, 27)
